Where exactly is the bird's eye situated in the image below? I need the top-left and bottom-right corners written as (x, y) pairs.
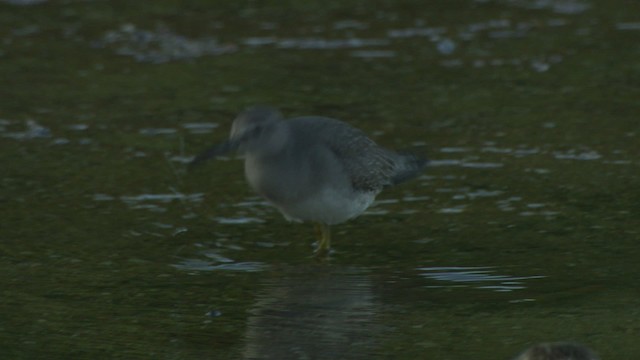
top-left (252, 125), bottom-right (265, 137)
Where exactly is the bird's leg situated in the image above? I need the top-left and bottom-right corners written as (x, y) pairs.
top-left (313, 222), bottom-right (331, 256)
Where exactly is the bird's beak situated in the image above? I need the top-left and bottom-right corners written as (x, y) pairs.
top-left (189, 125), bottom-right (263, 169)
top-left (188, 139), bottom-right (241, 169)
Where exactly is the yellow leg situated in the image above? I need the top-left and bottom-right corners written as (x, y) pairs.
top-left (313, 223), bottom-right (331, 256)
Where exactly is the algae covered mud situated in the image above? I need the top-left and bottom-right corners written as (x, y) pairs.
top-left (1, 0), bottom-right (639, 359)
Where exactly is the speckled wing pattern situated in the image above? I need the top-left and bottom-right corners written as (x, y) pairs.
top-left (289, 116), bottom-right (399, 193)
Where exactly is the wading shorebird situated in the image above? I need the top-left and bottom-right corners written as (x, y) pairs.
top-left (190, 106), bottom-right (427, 255)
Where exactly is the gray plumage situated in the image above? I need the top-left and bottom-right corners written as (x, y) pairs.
top-left (190, 106), bottom-right (427, 249)
top-left (512, 342), bottom-right (600, 360)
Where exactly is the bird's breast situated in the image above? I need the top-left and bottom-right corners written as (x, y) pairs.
top-left (244, 154), bottom-right (305, 203)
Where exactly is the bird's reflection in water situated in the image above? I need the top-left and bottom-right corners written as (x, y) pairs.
top-left (243, 265), bottom-right (380, 360)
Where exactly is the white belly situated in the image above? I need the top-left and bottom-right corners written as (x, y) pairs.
top-left (244, 150), bottom-right (378, 225)
top-left (274, 187), bottom-right (377, 225)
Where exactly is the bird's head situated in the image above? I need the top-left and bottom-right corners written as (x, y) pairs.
top-left (230, 106), bottom-right (288, 156)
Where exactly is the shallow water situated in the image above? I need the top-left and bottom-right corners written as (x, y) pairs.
top-left (1, 0), bottom-right (640, 359)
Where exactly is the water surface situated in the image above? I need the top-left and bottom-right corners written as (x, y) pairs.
top-left (1, 0), bottom-right (639, 359)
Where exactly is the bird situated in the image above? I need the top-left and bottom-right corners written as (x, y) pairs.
top-left (189, 105), bottom-right (427, 255)
top-left (511, 342), bottom-right (600, 360)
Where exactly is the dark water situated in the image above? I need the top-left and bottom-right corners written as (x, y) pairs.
top-left (1, 0), bottom-right (639, 359)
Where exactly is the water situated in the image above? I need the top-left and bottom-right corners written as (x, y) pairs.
top-left (1, 1), bottom-right (639, 359)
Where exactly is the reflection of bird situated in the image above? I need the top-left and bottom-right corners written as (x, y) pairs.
top-left (512, 342), bottom-right (600, 360)
top-left (191, 106), bottom-right (427, 255)
top-left (242, 265), bottom-right (378, 360)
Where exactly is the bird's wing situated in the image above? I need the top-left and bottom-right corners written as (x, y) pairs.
top-left (289, 116), bottom-right (398, 192)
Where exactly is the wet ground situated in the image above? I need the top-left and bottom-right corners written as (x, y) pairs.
top-left (1, 0), bottom-right (639, 359)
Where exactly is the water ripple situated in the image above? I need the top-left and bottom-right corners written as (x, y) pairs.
top-left (417, 266), bottom-right (545, 292)
top-left (95, 24), bottom-right (236, 63)
top-left (172, 259), bottom-right (268, 272)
